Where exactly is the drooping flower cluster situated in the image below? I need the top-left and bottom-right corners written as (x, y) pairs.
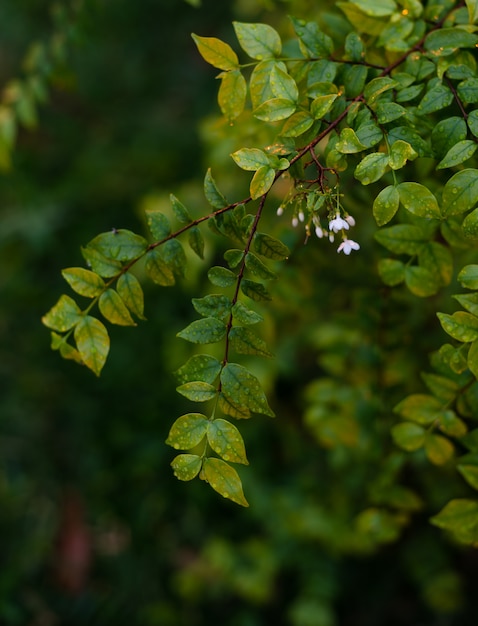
top-left (278, 204), bottom-right (360, 256)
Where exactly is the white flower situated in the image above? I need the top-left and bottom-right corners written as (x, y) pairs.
top-left (328, 213), bottom-right (349, 233)
top-left (315, 226), bottom-right (324, 238)
top-left (298, 211), bottom-right (305, 223)
top-left (345, 214), bottom-right (356, 227)
top-left (276, 206), bottom-right (284, 216)
top-left (337, 238), bottom-right (360, 255)
top-left (292, 216), bottom-right (299, 227)
top-left (329, 232), bottom-right (335, 243)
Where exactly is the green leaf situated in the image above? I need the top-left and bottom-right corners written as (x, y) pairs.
top-left (397, 182), bottom-right (441, 219)
top-left (388, 141), bottom-right (417, 170)
top-left (81, 246), bottom-right (122, 278)
top-left (280, 111), bottom-right (315, 137)
top-left (418, 242), bottom-right (453, 287)
top-left (249, 59), bottom-right (282, 109)
top-left (241, 280), bottom-right (272, 301)
top-left (350, 0), bottom-right (397, 17)
top-left (99, 289), bottom-right (136, 326)
top-left (192, 294), bottom-right (232, 321)
top-left (213, 209), bottom-right (245, 244)
top-left (422, 372), bottom-right (459, 403)
top-left (191, 34), bottom-right (239, 70)
top-left (166, 413), bottom-right (209, 449)
top-left (391, 422), bottom-right (426, 451)
top-left (354, 152), bottom-right (389, 185)
top-left (54, 335), bottom-right (83, 364)
top-left (374, 102), bottom-right (406, 124)
top-left (355, 122), bottom-right (383, 148)
top-left (467, 340), bottom-right (478, 379)
top-left (229, 326), bottom-right (273, 358)
top-left (232, 301), bottom-right (263, 325)
top-left (469, 110), bottom-right (478, 137)
top-left (253, 232), bottom-right (289, 260)
top-left (344, 31), bottom-right (365, 61)
top-left (175, 354), bottom-right (222, 385)
top-left (388, 126), bottom-right (432, 158)
top-left (270, 64), bottom-right (298, 102)
top-left (431, 499), bottom-right (478, 544)
top-left (87, 229), bottom-right (148, 262)
top-left (458, 264), bottom-right (478, 289)
top-left (171, 454), bottom-right (203, 481)
top-left (418, 84), bottom-right (453, 114)
top-left (431, 116), bottom-right (467, 156)
top-left (394, 393), bottom-right (442, 425)
top-left (74, 315), bottom-right (110, 376)
top-left (188, 226), bottom-right (205, 259)
top-left (465, 0), bottom-right (478, 24)
top-left (377, 258), bottom-right (405, 286)
top-left (253, 98), bottom-right (297, 122)
top-left (437, 140), bottom-right (478, 169)
top-left (424, 28), bottom-right (478, 55)
top-left (145, 209), bottom-right (171, 239)
top-left (177, 317), bottom-right (227, 344)
top-left (425, 434), bottom-right (454, 465)
top-left (438, 311), bottom-right (478, 342)
top-left (218, 69), bottom-right (247, 121)
top-left (250, 166), bottom-right (275, 200)
top-left (454, 292), bottom-right (478, 316)
top-left (204, 168), bottom-right (227, 209)
top-left (363, 76), bottom-right (397, 104)
top-left (145, 248), bottom-right (175, 286)
top-left (176, 382), bottom-right (217, 402)
top-left (208, 266), bottom-right (237, 287)
top-left (207, 419), bottom-right (248, 464)
top-left (221, 362), bottom-right (275, 417)
top-left (170, 194), bottom-right (192, 225)
top-left (218, 393), bottom-right (251, 419)
top-left (341, 64), bottom-right (368, 97)
top-left (437, 410), bottom-right (467, 437)
top-left (201, 457), bottom-right (249, 506)
top-left (290, 17), bottom-right (334, 57)
top-left (374, 224), bottom-right (428, 255)
top-left (231, 148), bottom-right (271, 171)
top-left (310, 94), bottom-right (338, 119)
top-left (458, 463), bottom-right (478, 490)
top-left (373, 185), bottom-right (400, 226)
top-left (336, 128), bottom-right (366, 154)
top-left (442, 169), bottom-right (478, 216)
top-left (463, 207), bottom-right (478, 239)
top-left (42, 295), bottom-right (82, 332)
top-left (245, 252), bottom-right (277, 280)
top-left (224, 249), bottom-right (244, 269)
top-left (62, 267), bottom-right (105, 298)
top-left (405, 266), bottom-right (440, 297)
top-left (233, 22), bottom-right (281, 60)
top-left (117, 273), bottom-right (146, 320)
top-left (161, 239), bottom-right (187, 277)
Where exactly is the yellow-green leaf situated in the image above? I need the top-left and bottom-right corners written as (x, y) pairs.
top-left (207, 418), bottom-right (248, 464)
top-left (166, 413), bottom-right (209, 449)
top-left (42, 294), bottom-right (82, 332)
top-left (74, 315), bottom-right (110, 376)
top-left (201, 457), bottom-right (249, 506)
top-left (99, 289), bottom-right (136, 326)
top-left (171, 454), bottom-right (203, 481)
top-left (62, 267), bottom-right (105, 298)
top-left (117, 273), bottom-right (146, 320)
top-left (191, 34), bottom-right (239, 70)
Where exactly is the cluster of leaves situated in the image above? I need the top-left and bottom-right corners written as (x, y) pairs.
top-left (43, 0), bottom-right (478, 540)
top-left (0, 1), bottom-right (84, 170)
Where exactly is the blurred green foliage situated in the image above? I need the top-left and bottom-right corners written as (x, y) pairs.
top-left (2, 0), bottom-right (478, 625)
